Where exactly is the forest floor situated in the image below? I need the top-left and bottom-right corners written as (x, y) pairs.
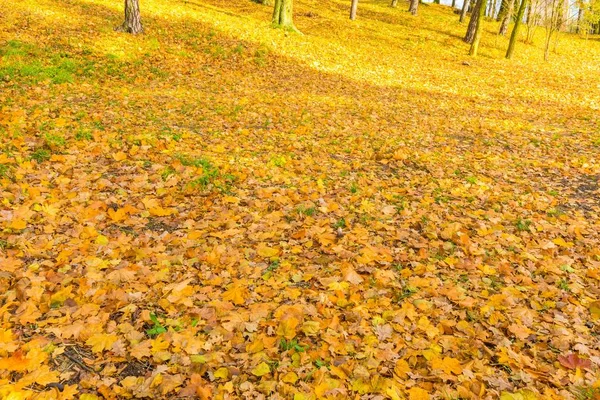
top-left (1, 0), bottom-right (600, 398)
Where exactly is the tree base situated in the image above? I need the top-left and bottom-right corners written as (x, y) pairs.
top-left (114, 24), bottom-right (144, 35)
top-left (272, 23), bottom-right (302, 35)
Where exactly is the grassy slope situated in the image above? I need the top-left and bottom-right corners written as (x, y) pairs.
top-left (1, 0), bottom-right (600, 398)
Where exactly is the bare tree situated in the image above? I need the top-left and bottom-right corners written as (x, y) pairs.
top-left (115, 0), bottom-right (143, 34)
top-left (460, 0), bottom-right (473, 21)
top-left (470, 0), bottom-right (489, 54)
top-left (464, 0), bottom-right (484, 42)
top-left (525, 0), bottom-right (543, 42)
top-left (499, 0), bottom-right (517, 34)
top-left (272, 0), bottom-right (299, 32)
top-left (506, 0), bottom-right (528, 58)
top-left (409, 0), bottom-right (419, 15)
top-left (350, 0), bottom-right (359, 19)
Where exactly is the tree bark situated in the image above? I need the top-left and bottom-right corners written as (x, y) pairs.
top-left (464, 0), bottom-right (483, 42)
top-left (391, 0), bottom-right (399, 7)
top-left (470, 0), bottom-right (488, 55)
top-left (452, 0), bottom-right (457, 8)
top-left (506, 0), bottom-right (527, 58)
top-left (272, 0), bottom-right (298, 31)
top-left (497, 0), bottom-right (507, 20)
top-left (115, 0), bottom-right (143, 34)
top-left (498, 0), bottom-right (515, 34)
top-left (350, 0), bottom-right (359, 19)
top-left (409, 0), bottom-right (419, 15)
top-left (460, 0), bottom-right (471, 22)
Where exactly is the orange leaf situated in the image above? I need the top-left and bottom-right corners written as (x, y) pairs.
top-left (558, 353), bottom-right (591, 370)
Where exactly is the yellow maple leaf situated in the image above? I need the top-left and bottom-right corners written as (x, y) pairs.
top-left (222, 284), bottom-right (247, 305)
top-left (131, 340), bottom-right (152, 359)
top-left (500, 390), bottom-right (538, 400)
top-left (113, 151), bottom-right (128, 161)
top-left (108, 207), bottom-right (127, 222)
top-left (394, 359), bottom-right (410, 378)
top-left (431, 357), bottom-right (462, 375)
top-left (408, 387), bottom-right (430, 400)
top-left (9, 219), bottom-right (26, 230)
top-left (214, 367), bottom-right (229, 380)
top-left (86, 333), bottom-right (118, 353)
top-left (256, 243), bottom-right (280, 258)
top-left (251, 362), bottom-right (270, 377)
top-left (301, 321), bottom-right (320, 336)
top-left (277, 317), bottom-right (299, 340)
top-left (281, 371), bottom-right (298, 384)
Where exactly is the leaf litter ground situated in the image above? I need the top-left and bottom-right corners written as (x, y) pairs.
top-left (1, 0), bottom-right (600, 398)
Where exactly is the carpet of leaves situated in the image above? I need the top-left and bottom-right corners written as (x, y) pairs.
top-left (1, 0), bottom-right (600, 398)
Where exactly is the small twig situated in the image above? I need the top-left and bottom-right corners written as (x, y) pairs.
top-left (62, 352), bottom-right (95, 374)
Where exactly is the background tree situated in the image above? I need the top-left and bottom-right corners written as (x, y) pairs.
top-left (115, 0), bottom-right (143, 34)
top-left (525, 0), bottom-right (542, 42)
top-left (498, 0), bottom-right (516, 34)
top-left (464, 0), bottom-right (483, 42)
top-left (391, 0), bottom-right (399, 7)
top-left (409, 0), bottom-right (419, 15)
top-left (350, 0), bottom-right (359, 19)
top-left (506, 0), bottom-right (528, 58)
top-left (273, 0), bottom-right (298, 31)
top-left (541, 0), bottom-right (566, 60)
top-left (470, 0), bottom-right (488, 54)
top-left (460, 0), bottom-right (473, 22)
top-left (579, 0), bottom-right (600, 35)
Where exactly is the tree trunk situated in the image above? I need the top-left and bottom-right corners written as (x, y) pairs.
top-left (409, 0), bottom-right (419, 15)
top-left (434, 0), bottom-right (441, 4)
top-left (460, 0), bottom-right (470, 22)
top-left (576, 6), bottom-right (582, 33)
top-left (272, 0), bottom-right (298, 31)
top-left (497, 0), bottom-right (507, 20)
top-left (452, 0), bottom-right (457, 8)
top-left (470, 0), bottom-right (488, 55)
top-left (498, 0), bottom-right (515, 34)
top-left (464, 0), bottom-right (483, 42)
top-left (391, 0), bottom-right (399, 7)
top-left (350, 0), bottom-right (359, 19)
top-left (115, 0), bottom-right (143, 34)
top-left (506, 0), bottom-right (527, 58)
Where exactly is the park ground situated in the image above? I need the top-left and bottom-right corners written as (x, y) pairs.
top-left (1, 0), bottom-right (600, 398)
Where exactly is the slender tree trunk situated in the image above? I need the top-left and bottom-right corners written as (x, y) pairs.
top-left (434, 0), bottom-right (441, 4)
top-left (491, 0), bottom-right (497, 18)
top-left (470, 0), bottom-right (488, 55)
top-left (464, 0), bottom-right (483, 42)
top-left (497, 0), bottom-right (507, 20)
top-left (576, 6), bottom-right (582, 33)
top-left (460, 0), bottom-right (471, 22)
top-left (409, 0), bottom-right (419, 15)
top-left (452, 0), bottom-right (457, 8)
top-left (115, 0), bottom-right (143, 34)
top-left (272, 0), bottom-right (298, 31)
top-left (391, 0), bottom-right (399, 7)
top-left (350, 0), bottom-right (359, 19)
top-left (499, 0), bottom-right (515, 34)
top-left (506, 0), bottom-right (527, 58)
